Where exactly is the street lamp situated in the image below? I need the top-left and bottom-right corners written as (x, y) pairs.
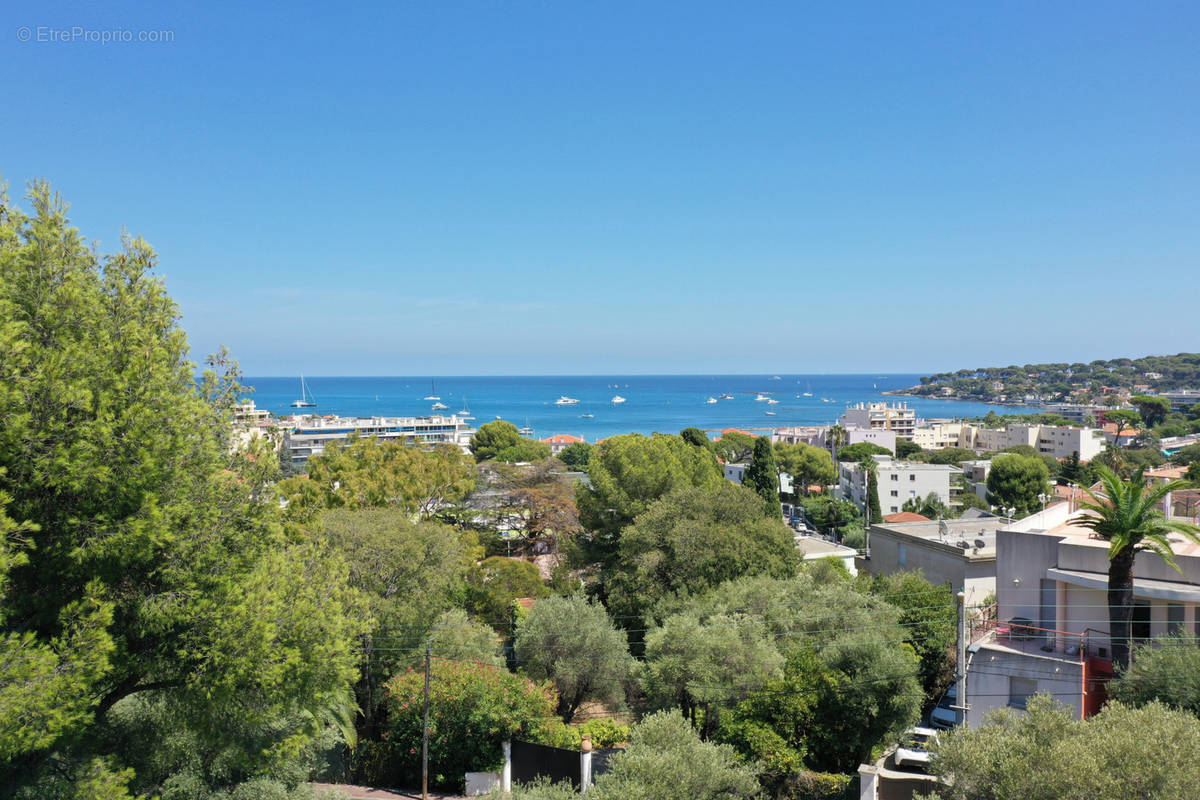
top-left (1038, 492), bottom-right (1048, 513)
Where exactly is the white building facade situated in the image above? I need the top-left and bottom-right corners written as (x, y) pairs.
top-left (838, 456), bottom-right (959, 517)
top-left (840, 402), bottom-right (916, 440)
top-left (283, 413), bottom-right (476, 465)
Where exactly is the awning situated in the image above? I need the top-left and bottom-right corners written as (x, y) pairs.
top-left (1046, 568), bottom-right (1200, 603)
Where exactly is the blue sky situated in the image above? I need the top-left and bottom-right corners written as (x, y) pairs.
top-left (5, 1), bottom-right (1199, 375)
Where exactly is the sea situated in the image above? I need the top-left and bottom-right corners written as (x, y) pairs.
top-left (242, 375), bottom-right (1039, 442)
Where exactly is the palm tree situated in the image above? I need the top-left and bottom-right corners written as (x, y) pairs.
top-left (1077, 465), bottom-right (1200, 670)
top-left (827, 424), bottom-right (847, 463)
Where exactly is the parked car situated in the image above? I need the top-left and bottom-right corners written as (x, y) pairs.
top-left (929, 682), bottom-right (957, 730)
top-left (894, 727), bottom-right (939, 769)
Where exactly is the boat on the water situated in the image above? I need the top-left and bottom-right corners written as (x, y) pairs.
top-left (706, 397), bottom-right (718, 404)
top-left (765, 410), bottom-right (776, 416)
top-left (580, 413), bottom-right (594, 418)
top-left (766, 398), bottom-right (780, 405)
top-left (431, 401), bottom-right (449, 411)
top-left (719, 393), bottom-right (734, 400)
top-left (754, 393), bottom-right (770, 402)
top-left (611, 395), bottom-right (626, 404)
top-left (423, 379), bottom-right (440, 401)
top-left (556, 396), bottom-right (580, 406)
top-left (519, 416), bottom-right (534, 435)
top-left (291, 375), bottom-right (317, 408)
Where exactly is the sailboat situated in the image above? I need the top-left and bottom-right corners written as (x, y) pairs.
top-left (519, 417), bottom-right (534, 436)
top-left (291, 375), bottom-right (316, 408)
top-left (423, 379), bottom-right (440, 401)
top-left (457, 396), bottom-right (473, 419)
top-left (802, 381), bottom-right (813, 397)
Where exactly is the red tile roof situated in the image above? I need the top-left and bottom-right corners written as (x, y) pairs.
top-left (542, 433), bottom-right (585, 444)
top-left (883, 512), bottom-right (931, 523)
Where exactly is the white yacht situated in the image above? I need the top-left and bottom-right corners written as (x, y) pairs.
top-left (766, 398), bottom-right (780, 405)
top-left (719, 393), bottom-right (734, 400)
top-left (754, 393), bottom-right (770, 402)
top-left (431, 401), bottom-right (449, 411)
top-left (611, 395), bottom-right (626, 404)
top-left (765, 410), bottom-right (777, 416)
top-left (706, 397), bottom-right (718, 404)
top-left (423, 379), bottom-right (440, 401)
top-left (555, 396), bottom-right (580, 406)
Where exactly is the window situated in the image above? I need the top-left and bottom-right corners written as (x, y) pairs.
top-left (891, 474), bottom-right (899, 481)
top-left (910, 474), bottom-right (917, 481)
top-left (891, 490), bottom-right (898, 497)
top-left (1133, 602), bottom-right (1152, 642)
top-left (1009, 677), bottom-right (1037, 709)
top-left (1169, 604), bottom-right (1185, 634)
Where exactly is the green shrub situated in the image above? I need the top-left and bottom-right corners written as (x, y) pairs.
top-left (374, 659), bottom-right (557, 791)
top-left (530, 717), bottom-right (631, 750)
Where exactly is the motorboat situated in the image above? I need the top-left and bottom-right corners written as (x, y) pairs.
top-left (766, 398), bottom-right (780, 405)
top-left (611, 395), bottom-right (626, 404)
top-left (580, 413), bottom-right (594, 418)
top-left (765, 411), bottom-right (776, 416)
top-left (719, 393), bottom-right (734, 400)
top-left (754, 393), bottom-right (770, 402)
top-left (556, 396), bottom-right (580, 405)
top-left (431, 401), bottom-right (449, 411)
top-left (706, 397), bottom-right (718, 404)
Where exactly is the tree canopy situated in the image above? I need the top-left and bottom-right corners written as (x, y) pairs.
top-left (514, 594), bottom-right (634, 722)
top-left (0, 181), bottom-right (368, 797)
top-left (744, 436), bottom-right (782, 514)
top-left (576, 433), bottom-right (723, 567)
top-left (279, 434), bottom-right (475, 521)
top-left (606, 482), bottom-right (800, 620)
top-left (645, 571), bottom-right (922, 769)
top-left (836, 442), bottom-right (892, 462)
top-left (923, 697), bottom-right (1200, 800)
top-left (470, 420), bottom-right (551, 462)
top-left (1131, 394), bottom-right (1172, 427)
top-left (773, 441), bottom-right (836, 497)
top-left (985, 453), bottom-right (1051, 516)
top-left (556, 440), bottom-right (593, 470)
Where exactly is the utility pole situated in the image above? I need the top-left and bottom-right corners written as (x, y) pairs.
top-left (956, 591), bottom-right (968, 728)
top-left (423, 642), bottom-right (431, 800)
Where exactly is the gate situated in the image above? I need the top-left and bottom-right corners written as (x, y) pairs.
top-left (511, 740), bottom-right (580, 789)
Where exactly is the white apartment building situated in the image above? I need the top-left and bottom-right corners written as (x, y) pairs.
top-left (283, 413), bottom-right (476, 465)
top-left (772, 424), bottom-right (896, 454)
top-left (964, 502), bottom-right (1200, 728)
top-left (958, 423), bottom-right (1105, 461)
top-left (911, 421), bottom-right (1106, 461)
top-left (838, 455), bottom-right (959, 518)
top-left (840, 402), bottom-right (916, 440)
top-left (910, 421), bottom-right (963, 450)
